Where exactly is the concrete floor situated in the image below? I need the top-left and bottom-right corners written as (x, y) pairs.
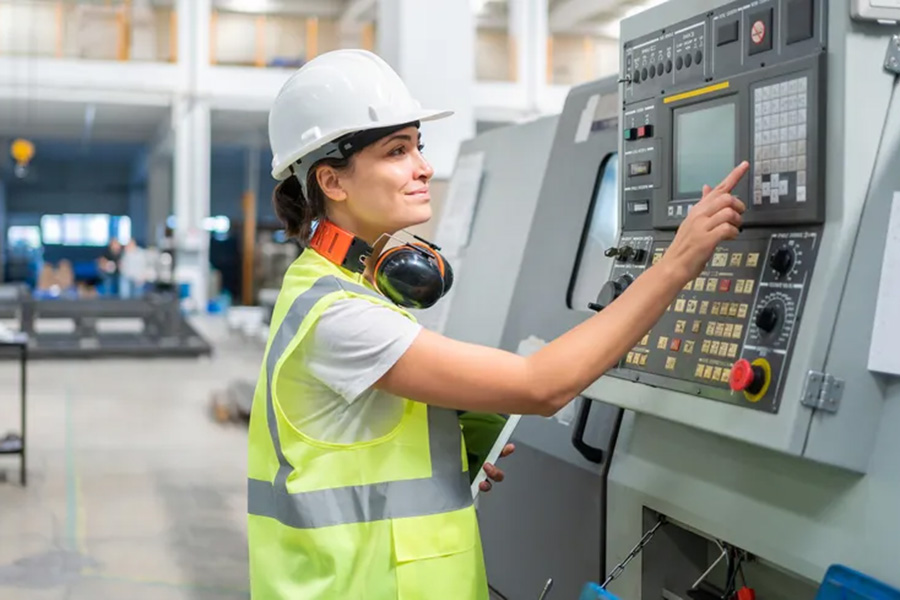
top-left (0, 317), bottom-right (262, 600)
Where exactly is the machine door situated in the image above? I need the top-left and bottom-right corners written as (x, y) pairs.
top-left (477, 75), bottom-right (623, 600)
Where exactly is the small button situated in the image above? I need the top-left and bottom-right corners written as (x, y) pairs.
top-left (649, 64), bottom-right (657, 78)
top-left (676, 56), bottom-right (684, 70)
top-left (637, 125), bottom-right (653, 139)
top-left (666, 59), bottom-right (673, 73)
top-left (624, 128), bottom-right (637, 141)
top-left (633, 69), bottom-right (641, 83)
top-left (685, 53), bottom-right (693, 68)
top-left (719, 279), bottom-right (732, 292)
top-left (695, 50), bottom-right (703, 64)
top-left (642, 67), bottom-right (648, 80)
top-left (670, 338), bottom-right (682, 352)
top-left (657, 62), bottom-right (664, 76)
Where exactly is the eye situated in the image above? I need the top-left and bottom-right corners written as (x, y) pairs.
top-left (389, 146), bottom-right (406, 156)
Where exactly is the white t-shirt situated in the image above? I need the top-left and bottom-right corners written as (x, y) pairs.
top-left (276, 297), bottom-right (423, 444)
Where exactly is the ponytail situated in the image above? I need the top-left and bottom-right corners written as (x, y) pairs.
top-left (272, 156), bottom-right (350, 244)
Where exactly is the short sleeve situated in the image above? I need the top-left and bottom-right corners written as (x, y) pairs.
top-left (305, 297), bottom-right (422, 403)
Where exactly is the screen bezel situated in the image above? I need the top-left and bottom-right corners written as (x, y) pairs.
top-left (671, 94), bottom-right (740, 202)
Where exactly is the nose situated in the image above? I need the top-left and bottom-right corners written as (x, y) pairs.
top-left (415, 150), bottom-right (434, 181)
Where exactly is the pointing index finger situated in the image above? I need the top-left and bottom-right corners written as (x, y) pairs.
top-left (716, 161), bottom-right (751, 193)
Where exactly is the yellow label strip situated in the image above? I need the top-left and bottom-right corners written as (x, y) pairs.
top-left (663, 81), bottom-right (731, 104)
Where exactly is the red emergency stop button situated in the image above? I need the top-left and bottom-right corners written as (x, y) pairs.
top-left (729, 358), bottom-right (767, 396)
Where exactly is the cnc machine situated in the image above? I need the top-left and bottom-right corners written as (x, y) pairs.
top-left (502, 0), bottom-right (900, 596)
top-left (602, 0), bottom-right (900, 595)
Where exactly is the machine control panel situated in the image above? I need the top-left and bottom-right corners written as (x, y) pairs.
top-left (597, 0), bottom-right (827, 413)
top-left (605, 231), bottom-right (818, 412)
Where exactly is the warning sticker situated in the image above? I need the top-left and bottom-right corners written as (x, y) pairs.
top-left (751, 19), bottom-right (766, 44)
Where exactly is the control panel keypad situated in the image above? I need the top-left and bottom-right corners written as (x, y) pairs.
top-left (752, 76), bottom-right (809, 206)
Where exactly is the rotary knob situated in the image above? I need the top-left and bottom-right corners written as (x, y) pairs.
top-left (769, 247), bottom-right (794, 276)
top-left (588, 274), bottom-right (634, 312)
top-left (755, 305), bottom-right (780, 333)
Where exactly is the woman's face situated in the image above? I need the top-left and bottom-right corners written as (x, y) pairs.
top-left (322, 126), bottom-right (435, 243)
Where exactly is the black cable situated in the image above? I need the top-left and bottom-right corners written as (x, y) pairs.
top-left (723, 546), bottom-right (740, 599)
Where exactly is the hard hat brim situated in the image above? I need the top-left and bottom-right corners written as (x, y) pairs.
top-left (271, 107), bottom-right (454, 181)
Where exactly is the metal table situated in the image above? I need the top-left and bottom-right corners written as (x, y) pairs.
top-left (0, 332), bottom-right (28, 485)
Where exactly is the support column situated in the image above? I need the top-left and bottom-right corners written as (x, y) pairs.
top-left (528, 0), bottom-right (550, 110)
top-left (377, 0), bottom-right (475, 179)
top-left (242, 143), bottom-right (261, 306)
top-left (147, 153), bottom-right (172, 246)
top-left (508, 0), bottom-right (529, 88)
top-left (172, 0), bottom-right (212, 311)
top-left (172, 97), bottom-right (211, 312)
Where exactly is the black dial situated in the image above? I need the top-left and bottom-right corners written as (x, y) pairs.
top-left (755, 305), bottom-right (780, 333)
top-left (769, 247), bottom-right (794, 276)
top-left (589, 274), bottom-right (634, 312)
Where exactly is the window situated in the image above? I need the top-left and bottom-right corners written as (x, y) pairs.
top-left (40, 214), bottom-right (131, 246)
top-left (568, 153), bottom-right (620, 311)
top-left (7, 226), bottom-right (41, 249)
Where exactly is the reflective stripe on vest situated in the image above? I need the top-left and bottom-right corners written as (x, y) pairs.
top-left (248, 275), bottom-right (473, 530)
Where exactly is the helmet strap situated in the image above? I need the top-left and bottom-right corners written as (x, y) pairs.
top-left (292, 120), bottom-right (421, 197)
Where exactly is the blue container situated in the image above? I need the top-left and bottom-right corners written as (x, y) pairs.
top-left (579, 583), bottom-right (621, 600)
top-left (815, 566), bottom-right (900, 600)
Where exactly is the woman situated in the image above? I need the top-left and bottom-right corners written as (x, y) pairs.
top-left (247, 49), bottom-right (748, 600)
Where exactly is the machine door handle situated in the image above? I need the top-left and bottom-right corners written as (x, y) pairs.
top-left (571, 396), bottom-right (606, 464)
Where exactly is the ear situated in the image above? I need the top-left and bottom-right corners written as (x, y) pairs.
top-left (316, 165), bottom-right (348, 202)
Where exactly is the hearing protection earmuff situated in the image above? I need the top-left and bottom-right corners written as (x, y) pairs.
top-left (309, 220), bottom-right (453, 309)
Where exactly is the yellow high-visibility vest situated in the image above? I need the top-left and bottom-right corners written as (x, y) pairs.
top-left (247, 248), bottom-right (489, 599)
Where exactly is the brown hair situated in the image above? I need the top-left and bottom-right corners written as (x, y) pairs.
top-left (272, 157), bottom-right (352, 243)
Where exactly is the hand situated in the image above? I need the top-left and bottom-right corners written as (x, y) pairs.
top-left (478, 443), bottom-right (515, 493)
top-left (662, 161), bottom-right (750, 282)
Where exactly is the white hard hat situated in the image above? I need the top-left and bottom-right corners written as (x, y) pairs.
top-left (268, 49), bottom-right (453, 188)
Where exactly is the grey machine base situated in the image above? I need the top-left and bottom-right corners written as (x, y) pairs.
top-left (0, 288), bottom-right (211, 359)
